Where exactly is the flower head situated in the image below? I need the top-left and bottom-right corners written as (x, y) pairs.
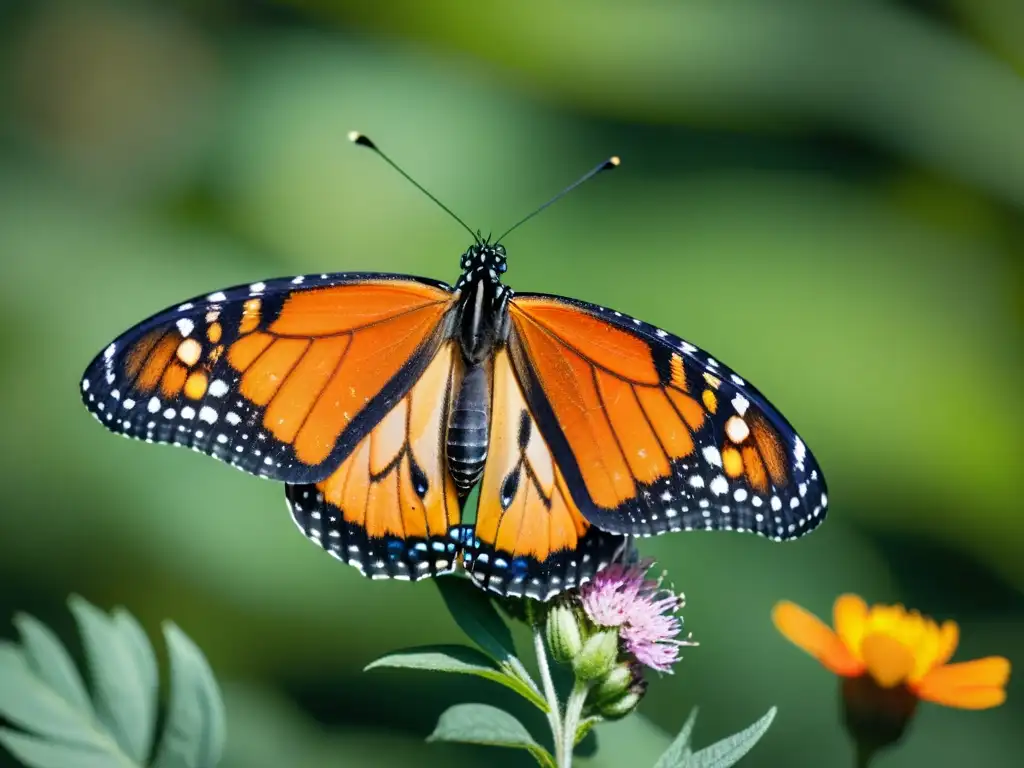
top-left (580, 559), bottom-right (695, 672)
top-left (773, 594), bottom-right (1010, 709)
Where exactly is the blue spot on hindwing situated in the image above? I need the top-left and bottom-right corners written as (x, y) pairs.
top-left (509, 558), bottom-right (529, 580)
top-left (386, 539), bottom-right (406, 561)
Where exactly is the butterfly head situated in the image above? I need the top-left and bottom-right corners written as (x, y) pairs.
top-left (455, 242), bottom-right (507, 291)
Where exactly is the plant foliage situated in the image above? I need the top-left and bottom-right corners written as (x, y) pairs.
top-left (0, 595), bottom-right (225, 768)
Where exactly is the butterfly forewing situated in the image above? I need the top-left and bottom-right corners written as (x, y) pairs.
top-left (80, 273), bottom-right (457, 484)
top-left (285, 341), bottom-right (463, 580)
top-left (463, 348), bottom-right (628, 599)
top-left (507, 294), bottom-right (828, 541)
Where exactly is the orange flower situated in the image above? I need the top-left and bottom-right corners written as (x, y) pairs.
top-left (773, 594), bottom-right (1010, 709)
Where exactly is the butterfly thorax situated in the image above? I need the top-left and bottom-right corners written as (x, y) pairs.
top-left (453, 243), bottom-right (510, 364)
top-left (448, 243), bottom-right (511, 494)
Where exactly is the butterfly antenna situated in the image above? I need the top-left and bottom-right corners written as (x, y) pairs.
top-left (348, 131), bottom-right (478, 242)
top-left (496, 156), bottom-right (620, 242)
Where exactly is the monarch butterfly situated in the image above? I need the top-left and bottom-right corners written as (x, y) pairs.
top-left (80, 133), bottom-right (828, 600)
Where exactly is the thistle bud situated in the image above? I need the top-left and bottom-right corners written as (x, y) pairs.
top-left (589, 660), bottom-right (644, 707)
top-left (596, 690), bottom-right (644, 720)
top-left (573, 630), bottom-right (619, 681)
top-left (545, 602), bottom-right (584, 664)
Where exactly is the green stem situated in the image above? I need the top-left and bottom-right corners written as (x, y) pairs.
top-left (561, 679), bottom-right (591, 767)
top-left (855, 742), bottom-right (876, 768)
top-left (533, 624), bottom-right (564, 766)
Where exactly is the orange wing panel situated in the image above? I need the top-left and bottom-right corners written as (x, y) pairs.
top-left (292, 300), bottom-right (449, 466)
top-left (227, 332), bottom-right (273, 371)
top-left (722, 446), bottom-right (744, 478)
top-left (513, 302), bottom-right (690, 510)
top-left (511, 298), bottom-right (660, 385)
top-left (263, 337), bottom-right (350, 443)
top-left (511, 310), bottom-right (636, 509)
top-left (369, 399), bottom-right (408, 476)
top-left (634, 386), bottom-right (694, 459)
top-left (406, 343), bottom-right (463, 538)
top-left (271, 281), bottom-right (449, 336)
top-left (595, 369), bottom-right (670, 484)
top-left (742, 445), bottom-right (769, 491)
top-left (751, 414), bottom-right (789, 487)
top-left (364, 470), bottom-right (404, 539)
top-left (477, 349), bottom-right (592, 566)
top-left (240, 338), bottom-right (311, 407)
top-left (297, 341), bottom-right (460, 548)
top-left (667, 388), bottom-right (705, 432)
top-left (125, 330), bottom-right (164, 379)
top-left (160, 362), bottom-right (188, 399)
top-left (397, 459), bottom-right (429, 539)
top-left (184, 371), bottom-right (208, 400)
top-left (135, 334), bottom-right (178, 392)
top-left (469, 348), bottom-right (627, 599)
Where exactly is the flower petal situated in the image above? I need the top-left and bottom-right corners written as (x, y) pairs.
top-left (833, 594), bottom-right (868, 660)
top-left (861, 632), bottom-right (916, 688)
top-left (916, 657), bottom-right (1011, 703)
top-left (932, 621), bottom-right (959, 668)
top-left (773, 601), bottom-right (863, 676)
top-left (916, 686), bottom-right (1007, 710)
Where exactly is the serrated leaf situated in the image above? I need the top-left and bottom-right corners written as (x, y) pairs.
top-left (0, 728), bottom-right (134, 768)
top-left (652, 707), bottom-right (699, 768)
top-left (365, 645), bottom-right (548, 711)
top-left (435, 578), bottom-right (516, 663)
top-left (0, 642), bottom-right (114, 752)
top-left (151, 622), bottom-right (226, 768)
top-left (427, 704), bottom-right (554, 767)
top-left (14, 614), bottom-right (93, 717)
top-left (69, 595), bottom-right (154, 763)
top-left (684, 707), bottom-right (776, 768)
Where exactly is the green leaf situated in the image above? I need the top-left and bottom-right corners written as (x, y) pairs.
top-left (652, 707), bottom-right (699, 768)
top-left (433, 580), bottom-right (545, 708)
top-left (574, 715), bottom-right (602, 746)
top-left (0, 595), bottom-right (227, 768)
top-left (69, 595), bottom-right (155, 763)
top-left (683, 707), bottom-right (777, 768)
top-left (365, 644), bottom-right (548, 711)
top-left (111, 609), bottom-right (159, 719)
top-left (427, 704), bottom-right (554, 767)
top-left (435, 578), bottom-right (517, 663)
top-left (0, 728), bottom-right (132, 768)
top-left (13, 614), bottom-right (94, 718)
top-left (151, 623), bottom-right (226, 768)
top-left (0, 643), bottom-right (114, 753)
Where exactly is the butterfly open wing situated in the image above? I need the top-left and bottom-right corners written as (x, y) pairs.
top-left (507, 294), bottom-right (828, 541)
top-left (80, 273), bottom-right (457, 484)
top-left (285, 341), bottom-right (463, 580)
top-left (463, 348), bottom-right (628, 599)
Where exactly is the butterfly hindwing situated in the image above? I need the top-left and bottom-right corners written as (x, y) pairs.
top-left (507, 294), bottom-right (828, 541)
top-left (80, 273), bottom-right (457, 484)
top-left (285, 341), bottom-right (464, 580)
top-left (464, 348), bottom-right (628, 599)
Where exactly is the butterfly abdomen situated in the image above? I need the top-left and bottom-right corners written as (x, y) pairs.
top-left (447, 362), bottom-right (491, 493)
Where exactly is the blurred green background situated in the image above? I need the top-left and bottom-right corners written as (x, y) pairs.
top-left (1, 1), bottom-right (1022, 766)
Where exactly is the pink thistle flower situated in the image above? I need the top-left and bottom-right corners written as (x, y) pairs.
top-left (580, 559), bottom-right (696, 673)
